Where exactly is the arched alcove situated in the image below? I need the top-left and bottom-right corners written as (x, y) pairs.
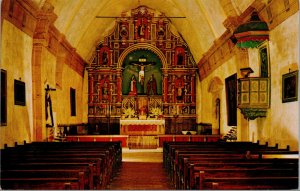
top-left (208, 77), bottom-right (224, 134)
top-left (122, 49), bottom-right (163, 95)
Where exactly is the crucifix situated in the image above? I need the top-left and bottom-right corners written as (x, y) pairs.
top-left (45, 84), bottom-right (56, 127)
top-left (130, 55), bottom-right (155, 94)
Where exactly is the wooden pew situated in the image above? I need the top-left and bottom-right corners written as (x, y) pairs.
top-left (163, 141), bottom-right (298, 190)
top-left (202, 176), bottom-right (298, 190)
top-left (167, 144), bottom-right (297, 180)
top-left (1, 141), bottom-right (122, 186)
top-left (198, 168), bottom-right (298, 190)
top-left (1, 177), bottom-right (84, 190)
top-left (1, 141), bottom-right (122, 190)
top-left (1, 169), bottom-right (88, 190)
top-left (2, 161), bottom-right (98, 189)
top-left (2, 153), bottom-right (106, 188)
top-left (187, 159), bottom-right (298, 190)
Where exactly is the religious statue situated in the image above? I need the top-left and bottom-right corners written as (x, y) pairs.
top-left (138, 24), bottom-right (145, 37)
top-left (137, 18), bottom-right (146, 38)
top-left (45, 84), bottom-right (55, 127)
top-left (129, 75), bottom-right (137, 95)
top-left (175, 77), bottom-right (185, 101)
top-left (102, 80), bottom-right (109, 99)
top-left (177, 53), bottom-right (183, 65)
top-left (129, 57), bottom-right (155, 94)
top-left (147, 74), bottom-right (157, 95)
top-left (177, 82), bottom-right (184, 100)
top-left (102, 51), bottom-right (108, 65)
top-left (138, 65), bottom-right (145, 85)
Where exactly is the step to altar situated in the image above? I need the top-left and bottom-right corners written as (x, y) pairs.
top-left (65, 134), bottom-right (220, 148)
top-left (127, 135), bottom-right (158, 149)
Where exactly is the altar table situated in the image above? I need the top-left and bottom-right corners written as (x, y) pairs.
top-left (120, 119), bottom-right (165, 135)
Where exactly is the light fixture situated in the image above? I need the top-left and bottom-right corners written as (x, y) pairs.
top-left (240, 67), bottom-right (254, 78)
top-left (233, 11), bottom-right (269, 48)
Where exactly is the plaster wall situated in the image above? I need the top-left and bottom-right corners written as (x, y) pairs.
top-left (255, 12), bottom-right (299, 150)
top-left (54, 63), bottom-right (88, 125)
top-left (199, 12), bottom-right (299, 150)
top-left (0, 20), bottom-right (33, 148)
top-left (198, 56), bottom-right (240, 138)
top-left (1, 19), bottom-right (88, 147)
top-left (39, 47), bottom-right (88, 128)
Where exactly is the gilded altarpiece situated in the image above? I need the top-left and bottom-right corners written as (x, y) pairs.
top-left (87, 6), bottom-right (197, 134)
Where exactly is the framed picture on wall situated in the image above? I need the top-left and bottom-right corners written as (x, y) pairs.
top-left (282, 70), bottom-right (298, 103)
top-left (14, 79), bottom-right (26, 106)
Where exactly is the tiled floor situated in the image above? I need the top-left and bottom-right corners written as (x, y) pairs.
top-left (109, 148), bottom-right (174, 190)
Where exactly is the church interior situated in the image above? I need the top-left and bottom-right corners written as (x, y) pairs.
top-left (1, 0), bottom-right (299, 190)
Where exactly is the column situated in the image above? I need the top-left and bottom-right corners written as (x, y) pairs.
top-left (116, 69), bottom-right (122, 103)
top-left (163, 72), bottom-right (168, 103)
top-left (191, 74), bottom-right (195, 103)
top-left (88, 73), bottom-right (94, 103)
top-left (32, 44), bottom-right (44, 141)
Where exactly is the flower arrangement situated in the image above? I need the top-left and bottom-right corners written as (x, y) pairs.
top-left (150, 107), bottom-right (162, 117)
top-left (123, 108), bottom-right (135, 118)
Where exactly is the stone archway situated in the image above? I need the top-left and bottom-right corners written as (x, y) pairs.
top-left (117, 43), bottom-right (168, 68)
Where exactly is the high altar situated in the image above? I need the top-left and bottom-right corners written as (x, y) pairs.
top-left (120, 119), bottom-right (165, 135)
top-left (87, 6), bottom-right (197, 135)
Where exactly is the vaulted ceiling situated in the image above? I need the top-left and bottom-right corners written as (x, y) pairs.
top-left (32, 0), bottom-right (255, 63)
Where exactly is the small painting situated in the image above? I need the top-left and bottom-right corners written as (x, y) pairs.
top-left (282, 70), bottom-right (298, 103)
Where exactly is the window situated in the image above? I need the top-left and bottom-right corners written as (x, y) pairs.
top-left (1, 70), bottom-right (7, 125)
top-left (258, 42), bottom-right (270, 78)
top-left (70, 88), bottom-right (76, 116)
top-left (14, 79), bottom-right (26, 106)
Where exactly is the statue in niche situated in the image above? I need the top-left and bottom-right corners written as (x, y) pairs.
top-left (147, 74), bottom-right (157, 95)
top-left (177, 53), bottom-right (184, 65)
top-left (177, 82), bottom-right (184, 100)
top-left (138, 24), bottom-right (145, 36)
top-left (184, 86), bottom-right (189, 103)
top-left (175, 78), bottom-right (184, 101)
top-left (95, 84), bottom-right (100, 102)
top-left (137, 18), bottom-right (147, 38)
top-left (102, 51), bottom-right (108, 65)
top-left (102, 80), bottom-right (109, 99)
top-left (129, 75), bottom-right (137, 96)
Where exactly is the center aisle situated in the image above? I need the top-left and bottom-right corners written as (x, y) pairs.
top-left (109, 149), bottom-right (174, 190)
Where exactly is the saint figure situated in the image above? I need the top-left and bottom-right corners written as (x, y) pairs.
top-left (147, 74), bottom-right (157, 95)
top-left (177, 53), bottom-right (183, 65)
top-left (102, 51), bottom-right (108, 65)
top-left (129, 75), bottom-right (137, 95)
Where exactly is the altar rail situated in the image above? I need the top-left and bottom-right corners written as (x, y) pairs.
top-left (65, 135), bottom-right (220, 148)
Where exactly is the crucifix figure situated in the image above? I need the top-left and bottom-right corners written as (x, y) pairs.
top-left (130, 56), bottom-right (155, 94)
top-left (45, 84), bottom-right (56, 127)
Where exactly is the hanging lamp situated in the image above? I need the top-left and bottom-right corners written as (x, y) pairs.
top-left (233, 11), bottom-right (269, 48)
